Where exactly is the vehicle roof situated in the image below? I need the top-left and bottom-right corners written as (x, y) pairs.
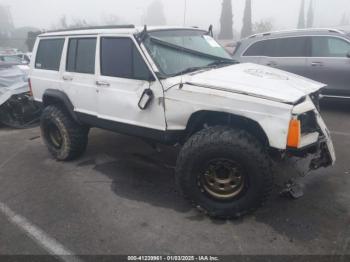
top-left (39, 25), bottom-right (206, 37)
top-left (243, 28), bottom-right (349, 42)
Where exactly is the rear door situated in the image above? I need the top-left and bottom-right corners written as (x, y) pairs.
top-left (30, 38), bottom-right (65, 101)
top-left (259, 37), bottom-right (310, 77)
top-left (308, 36), bottom-right (350, 97)
top-left (61, 36), bottom-right (98, 116)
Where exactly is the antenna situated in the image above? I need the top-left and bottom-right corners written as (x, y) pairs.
top-left (208, 25), bottom-right (214, 37)
top-left (136, 25), bottom-right (148, 43)
top-left (180, 0), bottom-right (188, 84)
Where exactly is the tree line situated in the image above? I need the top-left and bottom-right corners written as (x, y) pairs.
top-left (1, 0), bottom-right (350, 51)
top-left (218, 0), bottom-right (274, 40)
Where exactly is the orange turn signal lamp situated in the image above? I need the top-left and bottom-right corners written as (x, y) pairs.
top-left (287, 119), bottom-right (301, 148)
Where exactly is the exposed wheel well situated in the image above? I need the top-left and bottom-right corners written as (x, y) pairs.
top-left (185, 111), bottom-right (270, 147)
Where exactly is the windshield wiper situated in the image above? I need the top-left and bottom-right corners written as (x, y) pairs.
top-left (172, 66), bottom-right (212, 77)
top-left (171, 60), bottom-right (238, 77)
top-left (206, 59), bottom-right (238, 67)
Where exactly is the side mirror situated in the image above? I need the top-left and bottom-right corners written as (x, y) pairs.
top-left (138, 89), bottom-right (154, 110)
top-left (346, 51), bottom-right (350, 58)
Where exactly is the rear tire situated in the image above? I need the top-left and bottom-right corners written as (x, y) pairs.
top-left (176, 126), bottom-right (273, 219)
top-left (41, 105), bottom-right (89, 161)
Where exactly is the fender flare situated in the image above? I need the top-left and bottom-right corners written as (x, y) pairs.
top-left (42, 89), bottom-right (80, 123)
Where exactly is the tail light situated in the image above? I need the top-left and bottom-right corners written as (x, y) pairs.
top-left (287, 119), bottom-right (301, 148)
top-left (28, 78), bottom-right (33, 96)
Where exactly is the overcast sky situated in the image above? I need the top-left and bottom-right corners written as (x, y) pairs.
top-left (1, 0), bottom-right (350, 32)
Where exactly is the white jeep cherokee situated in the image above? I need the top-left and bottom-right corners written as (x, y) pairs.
top-left (29, 25), bottom-right (335, 218)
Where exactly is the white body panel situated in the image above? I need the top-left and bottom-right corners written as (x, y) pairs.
top-left (181, 63), bottom-right (325, 104)
top-left (163, 79), bottom-right (292, 149)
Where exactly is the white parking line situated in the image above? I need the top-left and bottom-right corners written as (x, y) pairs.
top-left (0, 202), bottom-right (82, 262)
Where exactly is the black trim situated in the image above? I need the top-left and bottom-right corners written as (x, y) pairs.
top-left (42, 89), bottom-right (80, 123)
top-left (44, 25), bottom-right (135, 34)
top-left (287, 142), bottom-right (319, 157)
top-left (287, 136), bottom-right (328, 157)
top-left (322, 88), bottom-right (350, 98)
top-left (41, 90), bottom-right (183, 144)
top-left (76, 112), bottom-right (184, 145)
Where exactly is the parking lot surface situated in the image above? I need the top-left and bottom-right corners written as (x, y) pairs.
top-left (0, 101), bottom-right (349, 256)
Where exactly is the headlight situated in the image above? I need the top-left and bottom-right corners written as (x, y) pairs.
top-left (298, 111), bottom-right (318, 134)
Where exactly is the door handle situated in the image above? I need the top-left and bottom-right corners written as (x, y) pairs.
top-left (62, 75), bottom-right (73, 81)
top-left (266, 61), bottom-right (277, 67)
top-left (311, 62), bottom-right (324, 67)
top-left (96, 81), bottom-right (110, 87)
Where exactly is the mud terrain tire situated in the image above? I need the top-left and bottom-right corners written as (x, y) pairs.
top-left (176, 126), bottom-right (273, 219)
top-left (41, 105), bottom-right (89, 161)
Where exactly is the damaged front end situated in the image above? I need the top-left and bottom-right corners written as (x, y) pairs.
top-left (0, 63), bottom-right (41, 128)
top-left (286, 95), bottom-right (335, 171)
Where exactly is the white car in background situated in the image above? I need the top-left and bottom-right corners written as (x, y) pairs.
top-left (0, 54), bottom-right (30, 74)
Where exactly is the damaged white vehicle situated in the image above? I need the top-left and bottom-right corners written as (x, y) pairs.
top-left (0, 62), bottom-right (40, 128)
top-left (30, 26), bottom-right (335, 218)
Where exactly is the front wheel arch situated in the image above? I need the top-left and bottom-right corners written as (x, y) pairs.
top-left (184, 111), bottom-right (270, 147)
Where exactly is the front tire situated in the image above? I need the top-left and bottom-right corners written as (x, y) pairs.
top-left (176, 126), bottom-right (273, 219)
top-left (41, 105), bottom-right (89, 161)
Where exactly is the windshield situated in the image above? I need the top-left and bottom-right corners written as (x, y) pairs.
top-left (143, 29), bottom-right (235, 77)
top-left (0, 55), bottom-right (22, 63)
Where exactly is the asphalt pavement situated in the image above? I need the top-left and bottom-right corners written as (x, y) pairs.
top-left (0, 101), bottom-right (349, 257)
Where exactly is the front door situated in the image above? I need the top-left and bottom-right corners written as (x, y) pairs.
top-left (308, 36), bottom-right (350, 97)
top-left (96, 36), bottom-right (166, 132)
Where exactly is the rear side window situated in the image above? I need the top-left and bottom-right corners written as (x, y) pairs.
top-left (244, 37), bottom-right (308, 57)
top-left (100, 37), bottom-right (151, 80)
top-left (271, 37), bottom-right (308, 57)
top-left (312, 36), bottom-right (350, 57)
top-left (35, 39), bottom-right (64, 70)
top-left (243, 40), bottom-right (267, 56)
top-left (66, 38), bottom-right (96, 74)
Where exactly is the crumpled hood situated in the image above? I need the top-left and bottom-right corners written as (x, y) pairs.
top-left (183, 63), bottom-right (325, 104)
